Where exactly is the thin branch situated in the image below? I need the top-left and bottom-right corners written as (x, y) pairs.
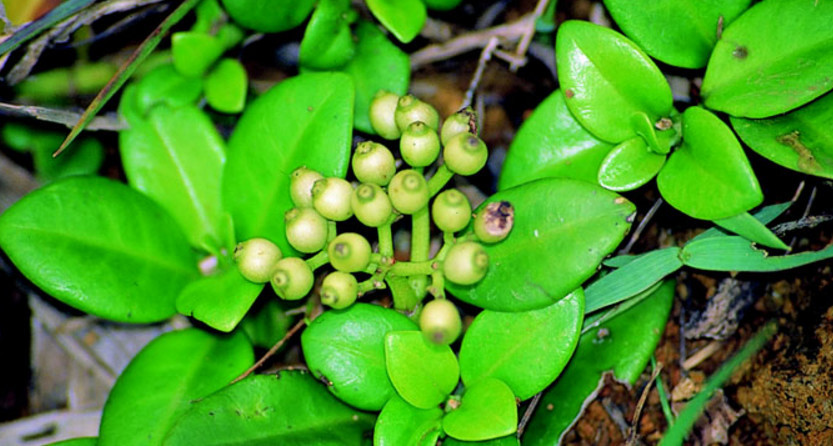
top-left (0, 102), bottom-right (126, 130)
top-left (230, 318), bottom-right (307, 385)
top-left (682, 340), bottom-right (723, 371)
top-left (619, 198), bottom-right (663, 255)
top-left (626, 362), bottom-right (663, 445)
top-left (461, 36), bottom-right (498, 109)
top-left (509, 0), bottom-right (551, 71)
top-left (516, 391), bottom-right (543, 438)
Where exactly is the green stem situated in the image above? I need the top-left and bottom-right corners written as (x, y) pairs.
top-left (358, 277), bottom-right (387, 294)
top-left (305, 250), bottom-right (329, 271)
top-left (652, 355), bottom-right (675, 426)
top-left (378, 221), bottom-right (394, 258)
top-left (327, 221), bottom-right (338, 243)
top-left (428, 271), bottom-right (445, 298)
top-left (427, 164), bottom-right (454, 197)
top-left (390, 260), bottom-right (436, 276)
top-left (411, 205), bottom-right (430, 298)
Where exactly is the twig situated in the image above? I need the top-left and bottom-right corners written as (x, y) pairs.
top-left (0, 102), bottom-right (126, 130)
top-left (772, 215), bottom-right (833, 235)
top-left (682, 340), bottom-right (724, 371)
top-left (461, 36), bottom-right (498, 109)
top-left (619, 198), bottom-right (663, 255)
top-left (789, 185), bottom-right (817, 250)
top-left (626, 362), bottom-right (663, 445)
top-left (516, 391), bottom-right (543, 438)
top-left (509, 0), bottom-right (551, 71)
top-left (230, 318), bottom-right (307, 385)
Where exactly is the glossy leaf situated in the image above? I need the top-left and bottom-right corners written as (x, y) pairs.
top-left (459, 289), bottom-right (583, 400)
top-left (524, 281), bottom-right (674, 445)
top-left (301, 303), bottom-right (418, 410)
top-left (131, 64), bottom-right (203, 115)
top-left (366, 0), bottom-right (426, 44)
top-left (374, 395), bottom-right (443, 446)
top-left (690, 202), bottom-right (792, 244)
top-left (713, 211), bottom-right (788, 250)
top-left (732, 90), bottom-right (833, 179)
top-left (119, 94), bottom-right (227, 253)
top-left (604, 0), bottom-right (751, 68)
top-left (445, 178), bottom-right (634, 311)
top-left (555, 20), bottom-right (673, 143)
top-left (47, 438), bottom-right (98, 446)
top-left (1, 123), bottom-right (103, 183)
top-left (223, 72), bottom-right (353, 255)
top-left (444, 436), bottom-right (520, 446)
top-left (299, 0), bottom-right (356, 70)
top-left (164, 372), bottom-right (374, 445)
top-left (344, 20), bottom-right (410, 134)
top-left (657, 106), bottom-right (762, 220)
top-left (205, 58), bottom-right (248, 114)
top-left (701, 0), bottom-right (833, 118)
top-left (443, 378), bottom-right (518, 442)
top-left (171, 31), bottom-right (225, 78)
top-left (597, 137), bottom-right (666, 191)
top-left (498, 89), bottom-right (614, 190)
top-left (385, 330), bottom-right (459, 409)
top-left (423, 0), bottom-right (463, 11)
top-left (176, 266), bottom-right (264, 332)
top-left (99, 329), bottom-right (253, 445)
top-left (681, 236), bottom-right (833, 272)
top-left (0, 177), bottom-right (197, 323)
top-left (220, 0), bottom-right (316, 32)
top-left (240, 299), bottom-right (295, 349)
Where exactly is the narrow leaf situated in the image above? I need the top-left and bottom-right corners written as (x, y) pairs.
top-left (714, 211), bottom-right (789, 250)
top-left (0, 0), bottom-right (96, 56)
top-left (691, 202), bottom-right (792, 243)
top-left (681, 236), bottom-right (833, 272)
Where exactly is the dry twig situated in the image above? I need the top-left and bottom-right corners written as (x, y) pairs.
top-left (230, 318), bottom-right (307, 385)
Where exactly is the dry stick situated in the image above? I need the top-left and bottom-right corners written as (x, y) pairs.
top-left (626, 362), bottom-right (663, 445)
top-left (461, 36), bottom-right (499, 109)
top-left (509, 0), bottom-right (551, 71)
top-left (0, 102), bottom-right (125, 130)
top-left (789, 185), bottom-right (817, 250)
top-left (516, 391), bottom-right (544, 439)
top-left (682, 340), bottom-right (723, 371)
top-left (619, 198), bottom-right (663, 255)
top-left (230, 318), bottom-right (307, 385)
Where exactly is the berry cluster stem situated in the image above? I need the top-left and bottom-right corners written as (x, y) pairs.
top-left (428, 164), bottom-right (454, 197)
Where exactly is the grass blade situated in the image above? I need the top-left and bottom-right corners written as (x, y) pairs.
top-left (0, 0), bottom-right (95, 56)
top-left (682, 236), bottom-right (833, 272)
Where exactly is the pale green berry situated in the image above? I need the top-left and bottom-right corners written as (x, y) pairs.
top-left (290, 166), bottom-right (324, 208)
top-left (419, 299), bottom-right (462, 345)
top-left (270, 257), bottom-right (314, 301)
top-left (328, 232), bottom-right (372, 273)
top-left (443, 132), bottom-right (488, 176)
top-left (400, 121), bottom-right (441, 167)
top-left (473, 201), bottom-right (514, 244)
top-left (320, 271), bottom-right (358, 309)
top-left (443, 241), bottom-right (488, 286)
top-left (351, 183), bottom-right (393, 227)
top-left (312, 177), bottom-right (353, 221)
top-left (441, 107), bottom-right (476, 146)
top-left (395, 94), bottom-right (440, 132)
top-left (352, 141), bottom-right (396, 186)
top-left (369, 90), bottom-right (401, 140)
top-left (432, 189), bottom-right (472, 233)
top-left (388, 169), bottom-right (429, 215)
top-left (285, 207), bottom-right (328, 253)
top-left (234, 237), bottom-right (283, 283)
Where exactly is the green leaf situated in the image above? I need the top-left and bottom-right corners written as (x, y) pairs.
top-left (1, 123), bottom-right (104, 183)
top-left (0, 0), bottom-right (95, 57)
top-left (387, 275), bottom-right (421, 311)
top-left (223, 72), bottom-right (354, 255)
top-left (205, 58), bottom-right (248, 114)
top-left (701, 0), bottom-right (833, 118)
top-left (366, 0), bottom-right (426, 43)
top-left (129, 64), bottom-right (203, 116)
top-left (374, 395), bottom-right (443, 446)
top-left (423, 0), bottom-right (463, 11)
top-left (220, 0), bottom-right (316, 32)
top-left (443, 378), bottom-right (518, 442)
top-left (731, 90), bottom-right (833, 179)
top-left (99, 329), bottom-right (253, 445)
top-left (384, 330), bottom-right (459, 409)
top-left (46, 438), bottom-right (98, 446)
top-left (498, 89), bottom-right (614, 190)
top-left (299, 0), bottom-right (356, 70)
top-left (459, 289), bottom-right (583, 400)
top-left (657, 106), bottom-right (762, 220)
top-left (171, 31), bottom-right (225, 78)
top-left (240, 299), bottom-right (295, 349)
top-left (525, 281), bottom-right (674, 445)
top-left (597, 137), bottom-right (666, 191)
top-left (301, 303), bottom-right (418, 410)
top-left (691, 202), bottom-right (792, 243)
top-left (444, 436), bottom-right (520, 446)
top-left (119, 98), bottom-right (227, 253)
top-left (176, 266), bottom-right (263, 332)
top-left (164, 372), bottom-right (374, 445)
top-left (0, 177), bottom-right (198, 323)
top-left (445, 178), bottom-right (634, 312)
top-left (714, 211), bottom-right (788, 250)
top-left (603, 0), bottom-right (751, 68)
top-left (344, 20), bottom-right (410, 134)
top-left (555, 20), bottom-right (673, 143)
top-left (681, 236), bottom-right (833, 272)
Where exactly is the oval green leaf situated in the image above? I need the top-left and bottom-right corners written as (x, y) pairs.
top-left (220, 0), bottom-right (315, 32)
top-left (731, 90), bottom-right (833, 179)
top-left (444, 436), bottom-right (520, 446)
top-left (498, 89), bottom-right (614, 190)
top-left (131, 64), bottom-right (203, 116)
top-left (205, 58), bottom-right (247, 114)
top-left (597, 137), bottom-right (666, 191)
top-left (171, 31), bottom-right (225, 78)
top-left (459, 289), bottom-right (583, 400)
top-left (0, 176), bottom-right (198, 323)
top-left (445, 178), bottom-right (634, 312)
top-left (604, 0), bottom-right (751, 68)
top-left (366, 0), bottom-right (426, 43)
top-left (176, 266), bottom-right (264, 332)
top-left (384, 330), bottom-right (459, 409)
top-left (374, 394), bottom-right (443, 446)
top-left (443, 378), bottom-right (518, 442)
top-left (99, 329), bottom-right (253, 445)
top-left (164, 372), bottom-right (374, 445)
top-left (657, 106), bottom-right (762, 220)
top-left (555, 20), bottom-right (673, 143)
top-left (223, 72), bottom-right (354, 255)
top-left (701, 0), bottom-right (833, 118)
top-left (301, 303), bottom-right (418, 411)
top-left (299, 0), bottom-right (356, 70)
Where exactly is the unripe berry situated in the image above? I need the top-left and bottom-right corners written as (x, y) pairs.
top-left (400, 121), bottom-right (441, 167)
top-left (443, 132), bottom-right (488, 176)
top-left (432, 189), bottom-right (472, 233)
top-left (388, 169), bottom-right (429, 215)
top-left (351, 183), bottom-right (393, 227)
top-left (352, 141), bottom-right (396, 186)
top-left (270, 257), bottom-right (314, 301)
top-left (419, 299), bottom-right (462, 345)
top-left (285, 207), bottom-right (328, 253)
top-left (369, 90), bottom-right (401, 140)
top-left (473, 201), bottom-right (514, 244)
top-left (234, 238), bottom-right (283, 283)
top-left (290, 166), bottom-right (324, 208)
top-left (328, 232), bottom-right (372, 273)
top-left (320, 271), bottom-right (359, 309)
top-left (395, 94), bottom-right (440, 132)
top-left (443, 241), bottom-right (488, 286)
top-left (312, 177), bottom-right (353, 221)
top-left (441, 107), bottom-right (477, 146)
